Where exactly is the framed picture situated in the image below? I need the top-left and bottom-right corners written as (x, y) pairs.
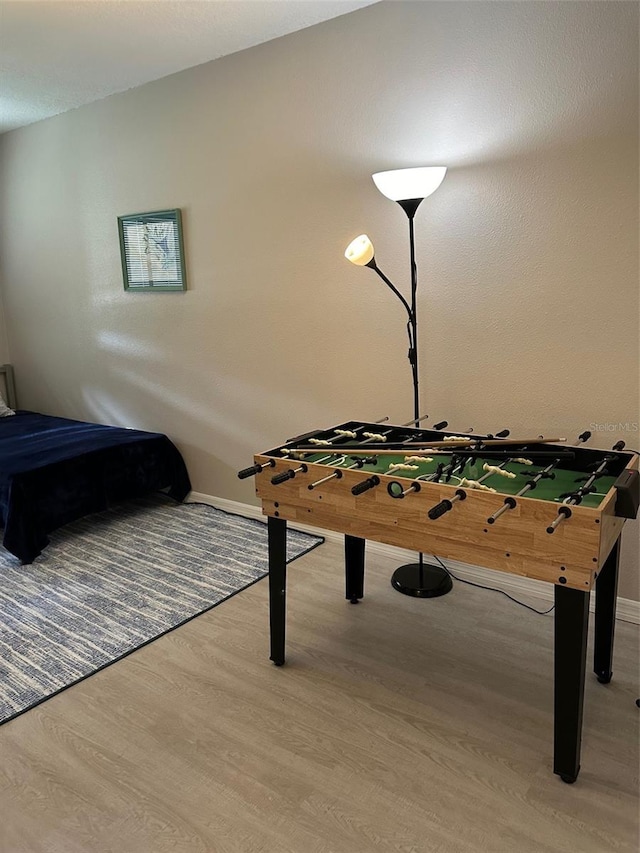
top-left (118, 209), bottom-right (187, 292)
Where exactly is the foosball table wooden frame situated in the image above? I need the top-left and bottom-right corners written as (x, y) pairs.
top-left (247, 420), bottom-right (639, 783)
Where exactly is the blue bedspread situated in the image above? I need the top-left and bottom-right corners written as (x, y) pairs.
top-left (0, 411), bottom-right (191, 563)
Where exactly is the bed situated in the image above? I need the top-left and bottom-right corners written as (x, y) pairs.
top-left (0, 364), bottom-right (191, 564)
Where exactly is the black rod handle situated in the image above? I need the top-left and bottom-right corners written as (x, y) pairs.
top-left (272, 470), bottom-right (295, 485)
top-left (271, 464), bottom-right (307, 485)
top-left (351, 475), bottom-right (380, 496)
top-left (428, 499), bottom-right (452, 520)
top-left (486, 430), bottom-right (510, 440)
top-left (238, 464), bottom-right (262, 480)
top-left (238, 459), bottom-right (275, 480)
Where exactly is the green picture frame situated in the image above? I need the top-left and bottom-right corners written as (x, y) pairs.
top-left (118, 209), bottom-right (187, 292)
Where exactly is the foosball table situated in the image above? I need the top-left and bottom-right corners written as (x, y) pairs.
top-left (239, 419), bottom-right (639, 783)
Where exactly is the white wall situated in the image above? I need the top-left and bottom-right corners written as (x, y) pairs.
top-left (0, 1), bottom-right (638, 597)
top-left (0, 295), bottom-right (9, 365)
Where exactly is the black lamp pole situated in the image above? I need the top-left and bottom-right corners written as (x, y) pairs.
top-left (346, 167), bottom-right (450, 597)
top-left (403, 199), bottom-right (422, 426)
top-left (367, 198), bottom-right (427, 425)
top-left (382, 196), bottom-right (452, 598)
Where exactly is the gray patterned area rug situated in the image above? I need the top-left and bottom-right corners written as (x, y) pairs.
top-left (0, 496), bottom-right (323, 724)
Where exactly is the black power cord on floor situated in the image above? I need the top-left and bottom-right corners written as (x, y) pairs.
top-left (432, 555), bottom-right (556, 615)
top-left (433, 557), bottom-right (640, 710)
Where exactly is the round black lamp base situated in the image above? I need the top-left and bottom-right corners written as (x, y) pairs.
top-left (391, 562), bottom-right (453, 598)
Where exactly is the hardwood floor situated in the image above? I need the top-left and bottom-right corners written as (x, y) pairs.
top-left (1, 537), bottom-right (638, 853)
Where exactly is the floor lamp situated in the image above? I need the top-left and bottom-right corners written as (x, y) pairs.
top-left (344, 165), bottom-right (451, 598)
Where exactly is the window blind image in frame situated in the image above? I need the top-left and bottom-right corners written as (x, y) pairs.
top-left (118, 209), bottom-right (187, 292)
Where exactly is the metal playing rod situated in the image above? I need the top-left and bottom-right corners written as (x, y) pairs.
top-left (546, 505), bottom-right (572, 534)
top-left (293, 416), bottom-right (431, 489)
top-left (275, 447), bottom-right (351, 482)
top-left (239, 417), bottom-right (391, 480)
top-left (547, 445), bottom-right (611, 534)
top-left (308, 468), bottom-right (344, 490)
top-left (387, 479), bottom-right (421, 498)
top-left (428, 433), bottom-right (570, 520)
top-left (258, 417), bottom-right (390, 483)
top-left (296, 418), bottom-right (390, 449)
top-left (424, 426), bottom-right (519, 490)
top-left (404, 413), bottom-right (431, 427)
top-left (296, 447), bottom-right (576, 459)
top-left (387, 430), bottom-right (509, 506)
top-left (388, 434), bottom-right (477, 490)
top-left (237, 458), bottom-right (276, 480)
top-left (290, 436), bottom-right (567, 453)
top-left (428, 488), bottom-right (467, 519)
top-left (282, 414), bottom-right (430, 456)
top-left (487, 460), bottom-right (560, 524)
top-left (487, 432), bottom-right (591, 526)
top-left (399, 428), bottom-right (510, 492)
top-left (349, 420), bottom-right (448, 496)
top-left (428, 461), bottom-right (509, 520)
top-left (308, 456), bottom-right (377, 490)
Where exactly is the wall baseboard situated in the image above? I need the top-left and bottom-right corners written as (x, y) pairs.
top-left (188, 492), bottom-right (640, 624)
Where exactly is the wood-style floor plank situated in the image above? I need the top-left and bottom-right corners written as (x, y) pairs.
top-left (1, 538), bottom-right (638, 852)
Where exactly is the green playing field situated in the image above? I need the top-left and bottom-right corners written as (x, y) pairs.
top-left (300, 451), bottom-right (614, 508)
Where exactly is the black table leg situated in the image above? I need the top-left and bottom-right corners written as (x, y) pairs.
top-left (268, 515), bottom-right (287, 666)
top-left (554, 584), bottom-right (590, 783)
top-left (594, 537), bottom-right (620, 684)
top-left (345, 535), bottom-right (365, 603)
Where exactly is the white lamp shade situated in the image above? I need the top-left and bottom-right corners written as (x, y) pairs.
top-left (345, 234), bottom-right (375, 266)
top-left (372, 166), bottom-right (447, 201)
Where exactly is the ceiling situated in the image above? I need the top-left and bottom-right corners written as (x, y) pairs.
top-left (0, 0), bottom-right (378, 134)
